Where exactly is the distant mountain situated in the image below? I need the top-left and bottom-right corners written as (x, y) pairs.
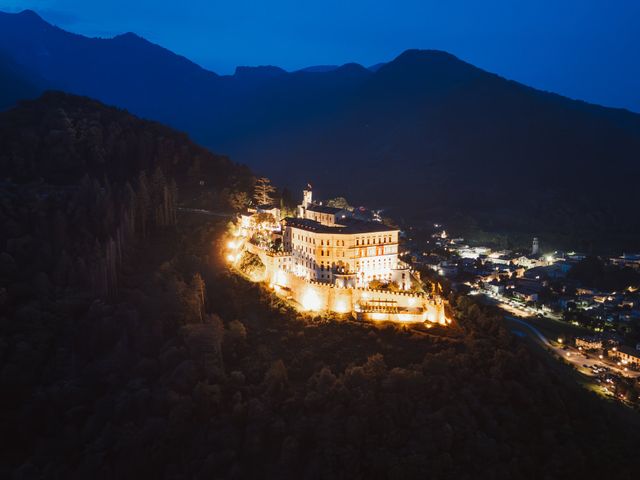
top-left (0, 9), bottom-right (221, 123)
top-left (297, 65), bottom-right (340, 73)
top-left (2, 9), bottom-right (640, 249)
top-left (367, 62), bottom-right (386, 72)
top-left (234, 65), bottom-right (287, 79)
top-left (0, 49), bottom-right (45, 109)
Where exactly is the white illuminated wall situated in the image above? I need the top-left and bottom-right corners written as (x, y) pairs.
top-left (285, 225), bottom-right (403, 287)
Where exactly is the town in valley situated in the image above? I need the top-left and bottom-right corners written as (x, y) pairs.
top-left (412, 224), bottom-right (640, 404)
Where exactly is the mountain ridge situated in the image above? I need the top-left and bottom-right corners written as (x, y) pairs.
top-left (1, 9), bottom-right (639, 250)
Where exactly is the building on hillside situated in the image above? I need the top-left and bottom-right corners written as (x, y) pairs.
top-left (486, 281), bottom-right (505, 295)
top-left (575, 336), bottom-right (603, 351)
top-left (229, 185), bottom-right (447, 323)
top-left (437, 261), bottom-right (459, 278)
top-left (512, 286), bottom-right (539, 303)
top-left (610, 253), bottom-right (640, 270)
top-left (284, 187), bottom-right (411, 289)
top-left (256, 204), bottom-right (282, 221)
top-left (297, 187), bottom-right (349, 224)
top-left (239, 204), bottom-right (282, 232)
top-left (609, 346), bottom-right (640, 368)
top-left (531, 237), bottom-right (540, 256)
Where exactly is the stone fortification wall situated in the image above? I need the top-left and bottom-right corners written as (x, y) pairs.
top-left (243, 243), bottom-right (447, 324)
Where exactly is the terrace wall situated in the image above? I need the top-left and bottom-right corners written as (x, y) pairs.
top-left (244, 243), bottom-right (448, 324)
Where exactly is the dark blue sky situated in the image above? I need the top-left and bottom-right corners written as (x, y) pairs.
top-left (2, 0), bottom-right (639, 111)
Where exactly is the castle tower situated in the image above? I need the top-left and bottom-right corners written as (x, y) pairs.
top-left (531, 237), bottom-right (540, 256)
top-left (302, 185), bottom-right (313, 208)
top-left (298, 184), bottom-right (313, 218)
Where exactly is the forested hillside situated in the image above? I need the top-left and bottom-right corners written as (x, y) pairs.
top-left (2, 91), bottom-right (640, 479)
top-left (0, 91), bottom-right (252, 298)
top-left (5, 211), bottom-right (640, 478)
top-left (0, 91), bottom-right (249, 186)
top-left (0, 50), bottom-right (43, 110)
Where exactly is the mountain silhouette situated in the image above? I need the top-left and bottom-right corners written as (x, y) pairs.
top-left (0, 49), bottom-right (46, 110)
top-left (1, 9), bottom-right (640, 249)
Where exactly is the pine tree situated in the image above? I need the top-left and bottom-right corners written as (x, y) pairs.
top-left (151, 167), bottom-right (167, 227)
top-left (124, 182), bottom-right (137, 239)
top-left (253, 177), bottom-right (276, 206)
top-left (137, 171), bottom-right (151, 238)
top-left (191, 273), bottom-right (206, 322)
top-left (105, 237), bottom-right (118, 298)
top-left (169, 179), bottom-right (178, 226)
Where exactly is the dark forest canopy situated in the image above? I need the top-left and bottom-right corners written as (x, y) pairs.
top-left (0, 49), bottom-right (43, 111)
top-left (0, 90), bottom-right (254, 305)
top-left (1, 10), bottom-right (640, 250)
top-left (568, 256), bottom-right (640, 292)
top-left (0, 91), bottom-right (252, 188)
top-left (5, 213), bottom-right (640, 479)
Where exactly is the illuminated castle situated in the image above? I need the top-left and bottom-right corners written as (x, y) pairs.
top-left (231, 186), bottom-right (448, 324)
top-left (287, 186), bottom-right (412, 289)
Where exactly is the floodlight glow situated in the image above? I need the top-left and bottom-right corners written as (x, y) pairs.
top-left (334, 298), bottom-right (349, 313)
top-left (302, 288), bottom-right (322, 311)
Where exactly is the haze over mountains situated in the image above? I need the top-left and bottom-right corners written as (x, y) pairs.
top-left (1, 9), bottom-right (640, 250)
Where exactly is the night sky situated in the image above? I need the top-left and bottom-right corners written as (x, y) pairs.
top-left (1, 0), bottom-right (639, 112)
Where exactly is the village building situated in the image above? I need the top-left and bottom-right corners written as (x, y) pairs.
top-left (609, 346), bottom-right (640, 368)
top-left (575, 336), bottom-right (603, 351)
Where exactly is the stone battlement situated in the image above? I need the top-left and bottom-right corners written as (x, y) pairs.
top-left (306, 280), bottom-right (426, 297)
top-left (271, 269), bottom-right (448, 324)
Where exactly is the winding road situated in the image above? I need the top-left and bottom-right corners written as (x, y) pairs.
top-left (504, 315), bottom-right (640, 379)
top-left (505, 316), bottom-right (550, 346)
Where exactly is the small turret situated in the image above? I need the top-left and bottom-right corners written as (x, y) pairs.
top-left (298, 184), bottom-right (313, 218)
top-left (532, 237), bottom-right (540, 256)
top-left (302, 185), bottom-right (313, 208)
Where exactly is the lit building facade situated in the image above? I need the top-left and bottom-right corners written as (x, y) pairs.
top-left (609, 346), bottom-right (640, 367)
top-left (575, 337), bottom-right (602, 351)
top-left (280, 187), bottom-right (411, 289)
top-left (283, 218), bottom-right (411, 288)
